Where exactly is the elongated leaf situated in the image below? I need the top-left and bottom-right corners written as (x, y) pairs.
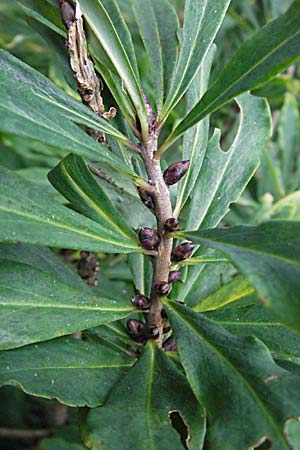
top-left (0, 166), bottom-right (140, 253)
top-left (78, 0), bottom-right (148, 138)
top-left (0, 242), bottom-right (88, 291)
top-left (194, 274), bottom-right (255, 312)
top-left (0, 337), bottom-right (133, 407)
top-left (132, 0), bottom-right (179, 111)
top-left (206, 304), bottom-right (300, 359)
top-left (0, 260), bottom-right (135, 350)
top-left (160, 0), bottom-right (231, 119)
top-left (171, 251), bottom-right (232, 306)
top-left (128, 253), bottom-right (152, 297)
top-left (165, 300), bottom-right (300, 450)
top-left (185, 93), bottom-right (271, 230)
top-left (99, 0), bottom-right (139, 76)
top-left (18, 0), bottom-right (65, 35)
top-left (0, 50), bottom-right (135, 177)
top-left (174, 45), bottom-right (216, 216)
top-left (161, 0), bottom-right (300, 151)
top-left (87, 343), bottom-right (205, 450)
top-left (48, 154), bottom-right (137, 241)
top-left (179, 221), bottom-right (300, 331)
top-left (41, 438), bottom-right (85, 450)
top-left (278, 93), bottom-right (300, 192)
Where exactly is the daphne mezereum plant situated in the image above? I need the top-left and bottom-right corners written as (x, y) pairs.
top-left (0, 0), bottom-right (300, 448)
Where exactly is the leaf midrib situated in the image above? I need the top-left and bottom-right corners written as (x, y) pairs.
top-left (0, 205), bottom-right (136, 249)
top-left (0, 364), bottom-right (132, 374)
top-left (146, 345), bottom-right (156, 450)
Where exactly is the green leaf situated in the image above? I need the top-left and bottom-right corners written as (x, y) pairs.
top-left (132, 0), bottom-right (179, 111)
top-left (161, 0), bottom-right (300, 151)
top-left (87, 343), bottom-right (206, 450)
top-left (174, 44), bottom-right (216, 216)
top-left (0, 337), bottom-right (133, 407)
top-left (171, 251), bottom-right (232, 306)
top-left (206, 304), bottom-right (300, 359)
top-left (0, 242), bottom-right (88, 291)
top-left (0, 166), bottom-right (140, 253)
top-left (278, 93), bottom-right (300, 192)
top-left (93, 0), bottom-right (139, 76)
top-left (193, 274), bottom-right (255, 312)
top-left (165, 300), bottom-right (300, 450)
top-left (270, 192), bottom-right (300, 220)
top-left (185, 93), bottom-right (271, 230)
top-left (177, 253), bottom-right (228, 266)
top-left (78, 0), bottom-right (148, 138)
top-left (0, 50), bottom-right (135, 177)
top-left (40, 437), bottom-right (86, 450)
top-left (0, 260), bottom-right (135, 350)
top-left (48, 154), bottom-right (137, 242)
top-left (128, 253), bottom-right (152, 297)
top-left (160, 0), bottom-right (231, 120)
top-left (179, 221), bottom-right (300, 331)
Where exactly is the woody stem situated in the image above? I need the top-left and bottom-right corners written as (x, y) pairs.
top-left (141, 135), bottom-right (173, 348)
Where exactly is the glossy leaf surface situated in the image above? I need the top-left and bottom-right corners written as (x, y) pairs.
top-left (0, 166), bottom-right (139, 253)
top-left (132, 0), bottom-right (179, 110)
top-left (87, 343), bottom-right (205, 450)
top-left (0, 50), bottom-right (134, 177)
top-left (162, 0), bottom-right (300, 150)
top-left (166, 300), bottom-right (300, 450)
top-left (0, 260), bottom-right (135, 349)
top-left (48, 154), bottom-right (137, 241)
top-left (0, 337), bottom-right (133, 407)
top-left (179, 221), bottom-right (300, 331)
top-left (160, 0), bottom-right (231, 118)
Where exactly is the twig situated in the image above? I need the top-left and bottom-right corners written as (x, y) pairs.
top-left (60, 1), bottom-right (116, 143)
top-left (140, 98), bottom-right (173, 347)
top-left (0, 427), bottom-right (52, 439)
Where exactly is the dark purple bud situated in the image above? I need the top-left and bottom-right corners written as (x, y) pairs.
top-left (155, 282), bottom-right (170, 296)
top-left (163, 336), bottom-right (177, 352)
top-left (146, 326), bottom-right (159, 340)
top-left (139, 227), bottom-right (160, 250)
top-left (171, 242), bottom-right (195, 263)
top-left (163, 322), bottom-right (171, 334)
top-left (60, 0), bottom-right (75, 28)
top-left (168, 270), bottom-right (181, 284)
top-left (161, 308), bottom-right (168, 319)
top-left (131, 294), bottom-right (151, 310)
top-left (163, 160), bottom-right (190, 186)
top-left (164, 217), bottom-right (179, 233)
top-left (127, 319), bottom-right (145, 342)
top-left (137, 187), bottom-right (155, 210)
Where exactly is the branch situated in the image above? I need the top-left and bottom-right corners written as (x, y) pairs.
top-left (0, 427), bottom-right (52, 439)
top-left (139, 102), bottom-right (174, 346)
top-left (60, 1), bottom-right (116, 143)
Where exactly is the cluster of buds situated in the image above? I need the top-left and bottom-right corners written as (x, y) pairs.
top-left (137, 187), bottom-right (155, 210)
top-left (139, 227), bottom-right (160, 250)
top-left (171, 242), bottom-right (195, 263)
top-left (163, 160), bottom-right (190, 186)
